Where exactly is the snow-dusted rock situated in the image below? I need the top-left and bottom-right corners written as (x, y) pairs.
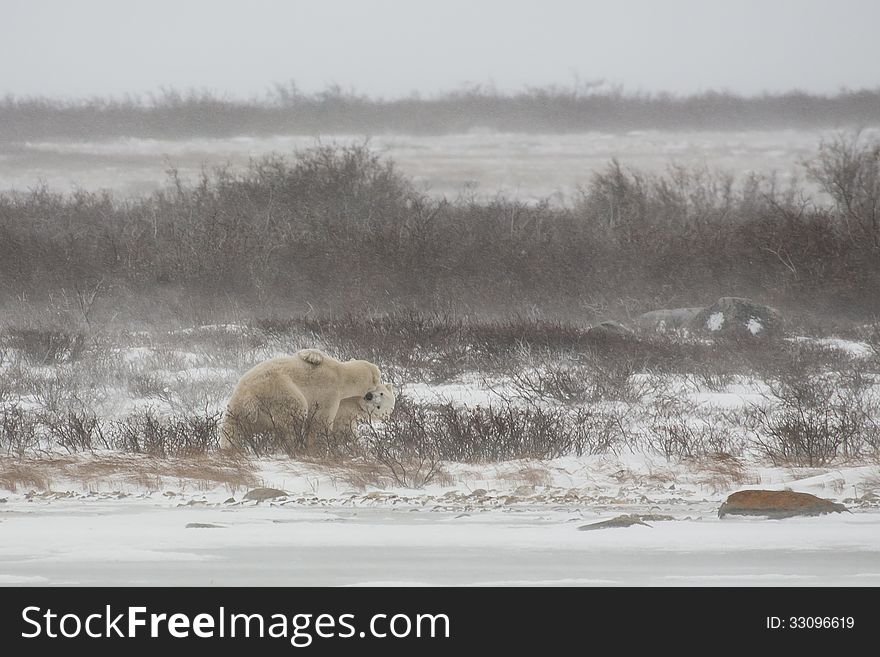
top-left (636, 307), bottom-right (704, 331)
top-left (243, 487), bottom-right (288, 501)
top-left (692, 297), bottom-right (782, 338)
top-left (586, 320), bottom-right (634, 338)
top-left (578, 514), bottom-right (652, 530)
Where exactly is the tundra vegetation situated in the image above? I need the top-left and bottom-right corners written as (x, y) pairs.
top-left (1, 130), bottom-right (879, 486)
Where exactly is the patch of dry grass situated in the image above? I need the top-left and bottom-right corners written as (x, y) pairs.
top-left (0, 458), bottom-right (53, 492)
top-left (0, 453), bottom-right (258, 493)
top-left (684, 453), bottom-right (750, 494)
top-left (494, 462), bottom-right (553, 489)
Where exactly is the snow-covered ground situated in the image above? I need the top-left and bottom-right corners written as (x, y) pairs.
top-left (1, 326), bottom-right (878, 586)
top-left (1, 454), bottom-right (877, 586)
top-left (7, 127), bottom-right (876, 201)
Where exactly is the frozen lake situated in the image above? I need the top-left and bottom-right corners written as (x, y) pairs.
top-left (1, 499), bottom-right (877, 586)
top-left (4, 127), bottom-right (877, 202)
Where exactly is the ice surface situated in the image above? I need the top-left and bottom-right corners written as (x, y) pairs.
top-left (0, 497), bottom-right (877, 586)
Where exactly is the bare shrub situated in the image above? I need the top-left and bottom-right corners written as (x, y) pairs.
top-left (219, 403), bottom-right (357, 460)
top-left (805, 131), bottom-right (880, 248)
top-left (510, 357), bottom-right (651, 405)
top-left (364, 442), bottom-right (443, 489)
top-left (645, 398), bottom-right (742, 459)
top-left (864, 322), bottom-right (880, 358)
top-left (509, 362), bottom-right (594, 405)
top-left (111, 410), bottom-right (221, 457)
top-left (687, 364), bottom-right (738, 392)
top-left (751, 370), bottom-right (879, 466)
top-left (126, 372), bottom-right (169, 399)
top-left (5, 328), bottom-right (87, 365)
top-left (43, 410), bottom-right (108, 453)
top-left (4, 139), bottom-right (880, 319)
top-left (0, 405), bottom-right (42, 457)
top-left (364, 400), bottom-right (629, 466)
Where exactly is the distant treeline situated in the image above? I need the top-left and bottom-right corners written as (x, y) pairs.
top-left (1, 135), bottom-right (878, 324)
top-left (2, 85), bottom-right (880, 142)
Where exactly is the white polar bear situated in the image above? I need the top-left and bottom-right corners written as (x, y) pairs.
top-left (333, 382), bottom-right (396, 436)
top-left (297, 348), bottom-right (396, 435)
top-left (219, 349), bottom-right (382, 451)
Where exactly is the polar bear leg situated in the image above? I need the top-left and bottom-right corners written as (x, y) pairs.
top-left (221, 376), bottom-right (309, 453)
top-left (305, 398), bottom-right (341, 450)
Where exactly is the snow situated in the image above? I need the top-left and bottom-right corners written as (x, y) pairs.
top-left (9, 127), bottom-right (875, 201)
top-left (2, 323), bottom-right (879, 586)
top-left (706, 312), bottom-right (725, 331)
top-left (787, 336), bottom-right (874, 358)
top-left (684, 377), bottom-right (770, 409)
top-left (405, 375), bottom-right (514, 407)
top-left (0, 494), bottom-right (877, 586)
top-left (1, 452), bottom-right (877, 586)
top-left (120, 347), bottom-right (153, 363)
top-left (747, 317), bottom-right (763, 335)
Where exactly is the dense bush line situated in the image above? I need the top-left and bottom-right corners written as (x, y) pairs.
top-left (2, 135), bottom-right (879, 321)
top-left (2, 86), bottom-right (879, 142)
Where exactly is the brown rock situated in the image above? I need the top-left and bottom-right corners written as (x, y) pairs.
top-left (718, 490), bottom-right (848, 519)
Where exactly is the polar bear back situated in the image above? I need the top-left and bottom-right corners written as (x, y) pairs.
top-left (219, 351), bottom-right (382, 451)
top-left (238, 353), bottom-right (379, 403)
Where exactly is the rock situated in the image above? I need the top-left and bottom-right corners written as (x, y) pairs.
top-left (638, 514), bottom-right (675, 522)
top-left (185, 523), bottom-right (224, 529)
top-left (578, 514), bottom-right (652, 531)
top-left (513, 485), bottom-right (536, 496)
top-left (692, 297), bottom-right (782, 338)
top-left (636, 307), bottom-right (704, 331)
top-left (587, 320), bottom-right (633, 338)
top-left (718, 490), bottom-right (848, 519)
top-left (223, 497), bottom-right (236, 504)
top-left (243, 487), bottom-right (288, 502)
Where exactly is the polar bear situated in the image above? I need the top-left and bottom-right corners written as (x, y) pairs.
top-left (219, 349), bottom-right (382, 452)
top-left (334, 382), bottom-right (396, 436)
top-left (296, 348), bottom-right (396, 434)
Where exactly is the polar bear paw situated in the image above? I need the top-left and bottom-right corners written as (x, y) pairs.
top-left (297, 349), bottom-right (325, 366)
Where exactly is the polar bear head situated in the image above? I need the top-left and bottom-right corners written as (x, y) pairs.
top-left (357, 383), bottom-right (396, 419)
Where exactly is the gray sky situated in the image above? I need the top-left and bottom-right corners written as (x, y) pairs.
top-left (3, 0), bottom-right (879, 99)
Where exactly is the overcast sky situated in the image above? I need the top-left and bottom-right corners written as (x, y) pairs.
top-left (3, 0), bottom-right (879, 99)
